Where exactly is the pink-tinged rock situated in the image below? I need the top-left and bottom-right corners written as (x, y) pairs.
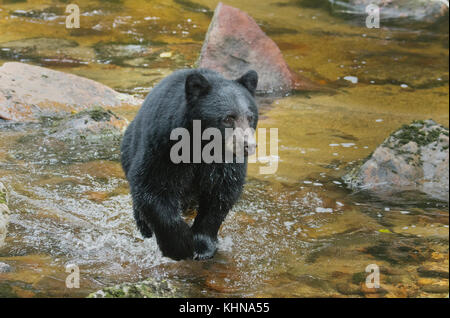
top-left (0, 62), bottom-right (141, 122)
top-left (197, 2), bottom-right (316, 94)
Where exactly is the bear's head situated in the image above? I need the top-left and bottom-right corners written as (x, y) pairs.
top-left (185, 69), bottom-right (259, 160)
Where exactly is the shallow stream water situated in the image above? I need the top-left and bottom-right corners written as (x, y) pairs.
top-left (0, 0), bottom-right (448, 297)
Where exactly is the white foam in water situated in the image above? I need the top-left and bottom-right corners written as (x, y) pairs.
top-left (8, 176), bottom-right (172, 280)
top-left (315, 207), bottom-right (334, 213)
top-left (4, 161), bottom-right (341, 294)
top-left (218, 236), bottom-right (234, 252)
top-left (343, 76), bottom-right (358, 84)
top-left (284, 221), bottom-right (296, 230)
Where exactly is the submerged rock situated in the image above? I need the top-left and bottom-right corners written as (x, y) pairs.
top-left (88, 278), bottom-right (180, 298)
top-left (0, 37), bottom-right (96, 67)
top-left (417, 265), bottom-right (450, 279)
top-left (0, 182), bottom-right (10, 247)
top-left (0, 262), bottom-right (11, 273)
top-left (362, 236), bottom-right (435, 265)
top-left (12, 107), bottom-right (127, 164)
top-left (197, 2), bottom-right (317, 94)
top-left (0, 62), bottom-right (141, 122)
top-left (343, 120), bottom-right (449, 202)
top-left (328, 0), bottom-right (449, 25)
top-left (48, 107), bottom-right (128, 141)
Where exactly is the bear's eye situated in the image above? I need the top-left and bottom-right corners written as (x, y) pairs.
top-left (247, 115), bottom-right (253, 123)
top-left (223, 115), bottom-right (236, 126)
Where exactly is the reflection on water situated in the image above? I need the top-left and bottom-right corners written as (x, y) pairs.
top-left (0, 0), bottom-right (448, 297)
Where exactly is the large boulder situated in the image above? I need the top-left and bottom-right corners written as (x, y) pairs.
top-left (0, 182), bottom-right (10, 247)
top-left (343, 120), bottom-right (449, 202)
top-left (197, 2), bottom-right (316, 94)
top-left (0, 62), bottom-right (141, 122)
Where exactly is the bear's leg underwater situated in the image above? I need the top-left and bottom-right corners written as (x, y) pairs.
top-left (132, 189), bottom-right (196, 261)
top-left (191, 185), bottom-right (242, 260)
top-left (132, 204), bottom-right (153, 238)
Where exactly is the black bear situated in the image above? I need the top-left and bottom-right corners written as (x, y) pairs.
top-left (121, 68), bottom-right (258, 260)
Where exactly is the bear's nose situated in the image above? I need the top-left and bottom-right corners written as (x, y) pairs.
top-left (244, 141), bottom-right (257, 156)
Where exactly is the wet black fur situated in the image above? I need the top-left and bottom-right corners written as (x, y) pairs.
top-left (121, 68), bottom-right (258, 260)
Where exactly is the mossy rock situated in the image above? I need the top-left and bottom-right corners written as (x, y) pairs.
top-left (12, 107), bottom-right (128, 164)
top-left (74, 107), bottom-right (116, 122)
top-left (88, 279), bottom-right (180, 298)
top-left (343, 120), bottom-right (449, 202)
top-left (0, 182), bottom-right (10, 247)
top-left (0, 182), bottom-right (7, 205)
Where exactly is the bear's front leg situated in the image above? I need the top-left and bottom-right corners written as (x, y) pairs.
top-left (191, 195), bottom-right (236, 260)
top-left (133, 192), bottom-right (195, 261)
top-left (154, 218), bottom-right (195, 261)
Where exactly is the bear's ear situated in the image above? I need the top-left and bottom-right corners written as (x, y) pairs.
top-left (185, 72), bottom-right (211, 103)
top-left (236, 70), bottom-right (258, 97)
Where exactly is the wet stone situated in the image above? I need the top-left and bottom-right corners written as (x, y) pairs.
top-left (11, 107), bottom-right (127, 164)
top-left (0, 182), bottom-right (10, 247)
top-left (417, 266), bottom-right (450, 279)
top-left (0, 62), bottom-right (140, 121)
top-left (88, 279), bottom-right (180, 298)
top-left (0, 38), bottom-right (93, 67)
top-left (0, 262), bottom-right (12, 273)
top-left (10, 7), bottom-right (64, 20)
top-left (362, 237), bottom-right (431, 265)
top-left (360, 283), bottom-right (388, 296)
top-left (384, 275), bottom-right (404, 285)
top-left (93, 43), bottom-right (153, 66)
top-left (344, 120), bottom-right (449, 202)
top-left (421, 284), bottom-right (449, 294)
top-left (335, 282), bottom-right (362, 296)
top-left (351, 272), bottom-right (367, 285)
top-left (197, 2), bottom-right (317, 93)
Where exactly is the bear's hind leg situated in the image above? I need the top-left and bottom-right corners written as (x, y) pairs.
top-left (136, 214), bottom-right (154, 238)
top-left (133, 204), bottom-right (153, 238)
top-left (133, 192), bottom-right (195, 260)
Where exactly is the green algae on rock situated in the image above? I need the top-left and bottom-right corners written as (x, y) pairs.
top-left (0, 182), bottom-right (10, 247)
top-left (12, 107), bottom-right (127, 164)
top-left (88, 279), bottom-right (180, 298)
top-left (49, 106), bottom-right (129, 140)
top-left (0, 182), bottom-right (7, 205)
top-left (343, 120), bottom-right (449, 202)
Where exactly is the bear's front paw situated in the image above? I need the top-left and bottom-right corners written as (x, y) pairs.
top-left (156, 221), bottom-right (194, 261)
top-left (193, 234), bottom-right (217, 260)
